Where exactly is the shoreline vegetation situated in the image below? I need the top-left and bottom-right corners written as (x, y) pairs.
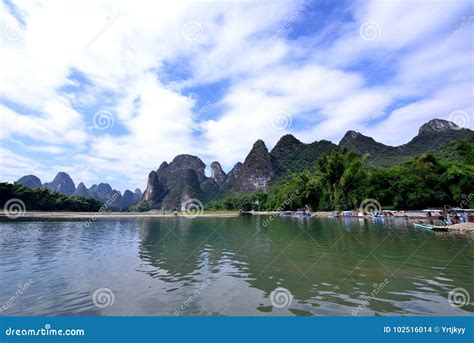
top-left (204, 148), bottom-right (473, 213)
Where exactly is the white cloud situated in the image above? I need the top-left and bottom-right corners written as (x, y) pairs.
top-left (83, 74), bottom-right (197, 187)
top-left (0, 147), bottom-right (49, 182)
top-left (366, 81), bottom-right (474, 145)
top-left (0, 100), bottom-right (87, 146)
top-left (27, 145), bottom-right (66, 154)
top-left (0, 0), bottom-right (472, 191)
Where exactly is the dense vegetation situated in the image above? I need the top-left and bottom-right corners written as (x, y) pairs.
top-left (431, 137), bottom-right (474, 165)
top-left (0, 183), bottom-right (102, 212)
top-left (207, 144), bottom-right (474, 212)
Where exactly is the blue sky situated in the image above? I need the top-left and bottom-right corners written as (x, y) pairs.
top-left (0, 0), bottom-right (472, 192)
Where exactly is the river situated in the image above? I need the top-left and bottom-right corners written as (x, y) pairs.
top-left (0, 216), bottom-right (472, 316)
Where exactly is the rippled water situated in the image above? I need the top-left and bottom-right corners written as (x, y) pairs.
top-left (0, 216), bottom-right (472, 316)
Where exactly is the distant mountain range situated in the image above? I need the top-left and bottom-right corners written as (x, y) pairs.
top-left (15, 173), bottom-right (142, 210)
top-left (339, 118), bottom-right (472, 167)
top-left (15, 118), bottom-right (473, 211)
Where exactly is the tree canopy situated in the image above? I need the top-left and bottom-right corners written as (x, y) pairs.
top-left (0, 183), bottom-right (102, 212)
top-left (207, 147), bottom-right (474, 211)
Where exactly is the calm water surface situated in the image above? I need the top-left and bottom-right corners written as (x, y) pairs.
top-left (0, 216), bottom-right (472, 316)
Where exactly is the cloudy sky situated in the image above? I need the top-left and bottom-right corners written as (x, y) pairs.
top-left (0, 0), bottom-right (472, 192)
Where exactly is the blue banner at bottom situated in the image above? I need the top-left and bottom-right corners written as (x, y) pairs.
top-left (0, 317), bottom-right (472, 343)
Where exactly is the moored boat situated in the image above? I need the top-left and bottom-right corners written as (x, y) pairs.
top-left (371, 210), bottom-right (408, 220)
top-left (279, 210), bottom-right (316, 218)
top-left (337, 211), bottom-right (364, 218)
top-left (413, 223), bottom-right (449, 232)
top-left (372, 216), bottom-right (407, 220)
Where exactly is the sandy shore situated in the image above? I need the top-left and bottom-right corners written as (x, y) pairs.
top-left (0, 211), bottom-right (242, 219)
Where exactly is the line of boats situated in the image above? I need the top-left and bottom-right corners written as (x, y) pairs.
top-left (329, 210), bottom-right (408, 219)
top-left (252, 207), bottom-right (473, 232)
top-left (412, 223), bottom-right (449, 232)
top-left (331, 208), bottom-right (472, 231)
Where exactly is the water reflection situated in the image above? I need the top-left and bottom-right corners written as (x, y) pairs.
top-left (0, 217), bottom-right (472, 316)
top-left (135, 217), bottom-right (473, 316)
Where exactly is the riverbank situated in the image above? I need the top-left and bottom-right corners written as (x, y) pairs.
top-left (0, 210), bottom-right (469, 222)
top-left (1, 210), bottom-right (335, 219)
top-left (0, 211), bottom-right (241, 219)
top-left (2, 210), bottom-right (473, 236)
